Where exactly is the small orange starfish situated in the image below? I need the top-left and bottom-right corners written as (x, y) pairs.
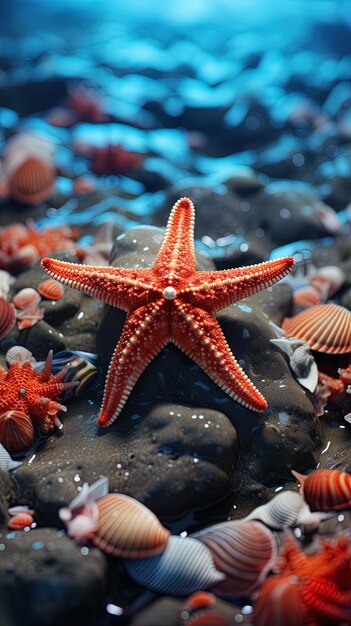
top-left (42, 197), bottom-right (294, 427)
top-left (0, 351), bottom-right (76, 435)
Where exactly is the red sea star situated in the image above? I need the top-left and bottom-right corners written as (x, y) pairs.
top-left (42, 197), bottom-right (294, 427)
top-left (0, 351), bottom-right (76, 436)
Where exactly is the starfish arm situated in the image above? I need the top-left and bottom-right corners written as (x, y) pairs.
top-left (98, 300), bottom-right (170, 427)
top-left (182, 257), bottom-right (295, 312)
top-left (152, 197), bottom-right (196, 283)
top-left (41, 258), bottom-right (159, 311)
top-left (171, 301), bottom-right (267, 411)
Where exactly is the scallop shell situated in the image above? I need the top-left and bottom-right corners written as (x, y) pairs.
top-left (37, 278), bottom-right (64, 301)
top-left (292, 468), bottom-right (351, 511)
top-left (13, 287), bottom-right (41, 309)
top-left (192, 520), bottom-right (276, 598)
top-left (124, 535), bottom-right (225, 596)
top-left (0, 443), bottom-right (22, 471)
top-left (93, 493), bottom-right (170, 558)
top-left (0, 297), bottom-right (15, 341)
top-left (8, 513), bottom-right (34, 530)
top-left (6, 346), bottom-right (35, 366)
top-left (253, 574), bottom-right (305, 626)
top-left (0, 410), bottom-right (35, 453)
top-left (9, 157), bottom-right (55, 205)
top-left (282, 303), bottom-right (351, 354)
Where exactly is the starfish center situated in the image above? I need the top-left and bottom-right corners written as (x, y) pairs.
top-left (18, 388), bottom-right (26, 396)
top-left (162, 286), bottom-right (177, 300)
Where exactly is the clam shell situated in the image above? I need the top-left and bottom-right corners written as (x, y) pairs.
top-left (6, 346), bottom-right (34, 366)
top-left (37, 278), bottom-right (64, 301)
top-left (8, 512), bottom-right (34, 530)
top-left (9, 157), bottom-right (55, 205)
top-left (292, 468), bottom-right (351, 512)
top-left (282, 303), bottom-right (351, 354)
top-left (253, 574), bottom-right (304, 626)
top-left (13, 287), bottom-right (41, 309)
top-left (93, 493), bottom-right (170, 558)
top-left (0, 297), bottom-right (15, 341)
top-left (244, 490), bottom-right (305, 529)
top-left (0, 443), bottom-right (22, 471)
top-left (124, 535), bottom-right (225, 596)
top-left (192, 520), bottom-right (276, 598)
top-left (0, 410), bottom-right (35, 453)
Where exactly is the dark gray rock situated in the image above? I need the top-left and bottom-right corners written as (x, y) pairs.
top-left (0, 528), bottom-right (107, 626)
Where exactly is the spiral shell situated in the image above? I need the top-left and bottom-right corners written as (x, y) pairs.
top-left (0, 410), bottom-right (35, 453)
top-left (124, 535), bottom-right (225, 596)
top-left (0, 297), bottom-right (15, 341)
top-left (93, 493), bottom-right (170, 558)
top-left (37, 279), bottom-right (64, 301)
top-left (192, 520), bottom-right (276, 598)
top-left (13, 288), bottom-right (41, 309)
top-left (245, 491), bottom-right (305, 529)
top-left (282, 303), bottom-right (351, 354)
top-left (292, 468), bottom-right (351, 511)
top-left (0, 443), bottom-right (22, 471)
top-left (8, 512), bottom-right (34, 530)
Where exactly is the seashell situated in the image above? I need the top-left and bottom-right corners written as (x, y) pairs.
top-left (310, 265), bottom-right (345, 298)
top-left (292, 468), bottom-right (351, 511)
top-left (13, 287), bottom-right (41, 309)
top-left (124, 535), bottom-right (225, 596)
top-left (6, 346), bottom-right (35, 366)
top-left (184, 592), bottom-right (216, 612)
top-left (293, 285), bottom-right (321, 307)
top-left (0, 269), bottom-right (15, 299)
top-left (93, 493), bottom-right (170, 558)
top-left (8, 512), bottom-right (34, 530)
top-left (192, 520), bottom-right (276, 598)
top-left (0, 297), bottom-right (15, 341)
top-left (16, 304), bottom-right (44, 330)
top-left (37, 278), bottom-right (64, 301)
top-left (282, 303), bottom-right (351, 354)
top-left (0, 410), bottom-right (35, 453)
top-left (8, 505), bottom-right (34, 516)
top-left (289, 345), bottom-right (318, 393)
top-left (0, 443), bottom-right (22, 470)
top-left (15, 244), bottom-right (39, 266)
top-left (9, 157), bottom-right (56, 205)
top-left (253, 574), bottom-right (305, 626)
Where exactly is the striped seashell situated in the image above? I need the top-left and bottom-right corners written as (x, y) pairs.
top-left (282, 303), bottom-right (351, 354)
top-left (8, 512), bottom-right (34, 530)
top-left (93, 493), bottom-right (170, 558)
top-left (6, 346), bottom-right (35, 366)
top-left (0, 297), bottom-right (15, 341)
top-left (37, 278), bottom-right (64, 301)
top-left (49, 351), bottom-right (99, 398)
top-left (244, 490), bottom-right (305, 529)
top-left (0, 410), bottom-right (35, 453)
top-left (9, 157), bottom-right (55, 205)
top-left (253, 574), bottom-right (305, 626)
top-left (13, 287), bottom-right (41, 309)
top-left (293, 285), bottom-right (321, 307)
top-left (192, 520), bottom-right (276, 598)
top-left (292, 468), bottom-right (351, 511)
top-left (0, 443), bottom-right (22, 470)
top-left (124, 535), bottom-right (225, 596)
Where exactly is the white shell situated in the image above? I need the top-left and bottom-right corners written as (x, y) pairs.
top-left (124, 535), bottom-right (225, 596)
top-left (0, 444), bottom-right (22, 471)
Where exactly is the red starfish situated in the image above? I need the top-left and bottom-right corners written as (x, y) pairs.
top-left (0, 351), bottom-right (76, 435)
top-left (42, 197), bottom-right (294, 427)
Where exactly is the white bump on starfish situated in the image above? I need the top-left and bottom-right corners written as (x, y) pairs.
top-left (162, 286), bottom-right (177, 300)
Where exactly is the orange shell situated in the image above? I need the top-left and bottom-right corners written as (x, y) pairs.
top-left (8, 512), bottom-right (34, 530)
top-left (9, 157), bottom-right (55, 205)
top-left (293, 468), bottom-right (351, 512)
top-left (0, 297), bottom-right (16, 341)
top-left (37, 279), bottom-right (64, 301)
top-left (93, 493), bottom-right (170, 558)
top-left (0, 410), bottom-right (35, 452)
top-left (282, 303), bottom-right (351, 354)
